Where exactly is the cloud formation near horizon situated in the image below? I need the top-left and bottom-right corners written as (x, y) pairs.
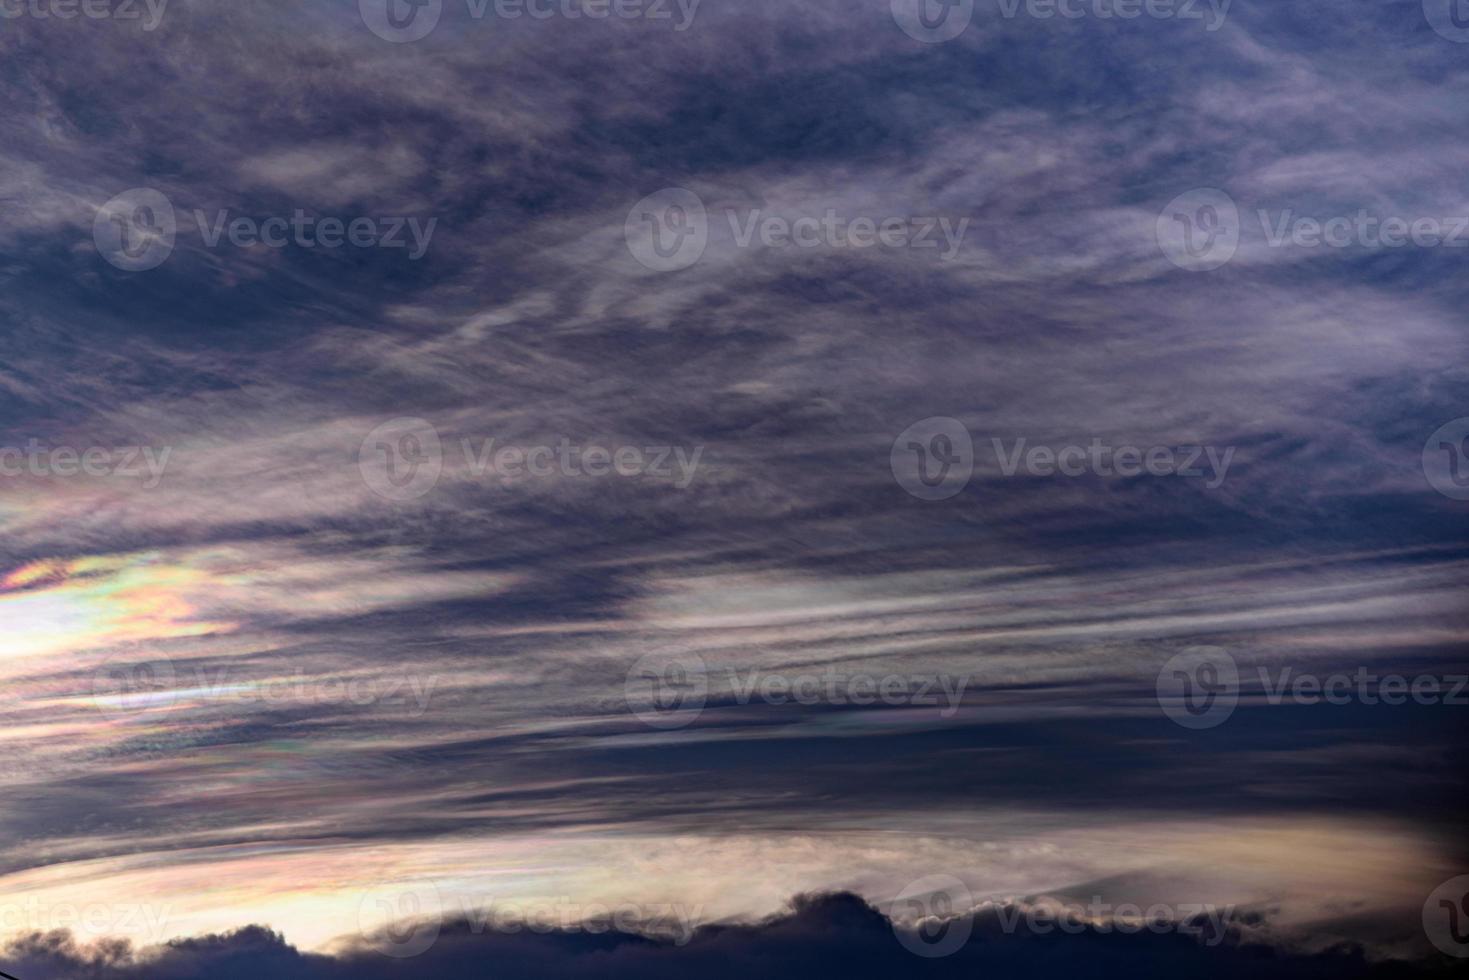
top-left (5, 892), bottom-right (1463, 980)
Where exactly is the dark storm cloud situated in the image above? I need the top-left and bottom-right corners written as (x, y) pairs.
top-left (4, 892), bottom-right (1463, 980)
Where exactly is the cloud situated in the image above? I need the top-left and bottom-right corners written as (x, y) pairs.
top-left (2, 891), bottom-right (1457, 980)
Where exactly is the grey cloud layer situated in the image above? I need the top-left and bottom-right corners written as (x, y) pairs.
top-left (0, 0), bottom-right (1466, 963)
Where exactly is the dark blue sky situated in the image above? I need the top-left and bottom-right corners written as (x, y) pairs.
top-left (0, 0), bottom-right (1467, 975)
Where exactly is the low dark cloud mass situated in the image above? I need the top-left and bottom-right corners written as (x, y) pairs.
top-left (6, 893), bottom-right (1466, 980)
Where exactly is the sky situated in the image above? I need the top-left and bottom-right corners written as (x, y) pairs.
top-left (1, 0), bottom-right (1468, 977)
